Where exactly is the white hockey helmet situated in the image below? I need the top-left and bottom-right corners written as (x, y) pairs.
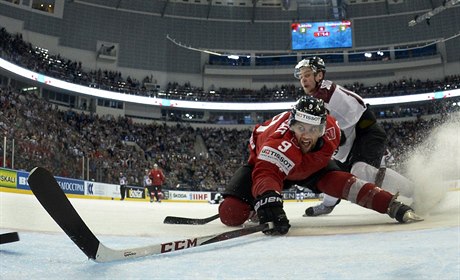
top-left (294, 56), bottom-right (326, 79)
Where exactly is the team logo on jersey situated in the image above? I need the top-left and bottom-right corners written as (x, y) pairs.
top-left (325, 127), bottom-right (336, 141)
top-left (320, 80), bottom-right (333, 90)
top-left (258, 146), bottom-right (294, 175)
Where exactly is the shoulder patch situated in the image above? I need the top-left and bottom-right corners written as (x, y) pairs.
top-left (325, 127), bottom-right (336, 141)
top-left (258, 146), bottom-right (295, 175)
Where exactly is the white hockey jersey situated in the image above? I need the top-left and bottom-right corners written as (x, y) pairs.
top-left (311, 80), bottom-right (367, 163)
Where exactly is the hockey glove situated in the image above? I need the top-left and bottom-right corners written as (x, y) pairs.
top-left (254, 191), bottom-right (290, 235)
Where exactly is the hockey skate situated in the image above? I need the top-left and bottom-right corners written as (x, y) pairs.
top-left (387, 194), bottom-right (423, 223)
top-left (303, 198), bottom-right (341, 217)
top-left (303, 203), bottom-right (335, 217)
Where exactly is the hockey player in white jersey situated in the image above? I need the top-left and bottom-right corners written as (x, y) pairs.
top-left (294, 57), bottom-right (414, 216)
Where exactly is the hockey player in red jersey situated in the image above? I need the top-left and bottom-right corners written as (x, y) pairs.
top-left (294, 56), bottom-right (414, 216)
top-left (218, 96), bottom-right (422, 235)
top-left (149, 163), bottom-right (165, 202)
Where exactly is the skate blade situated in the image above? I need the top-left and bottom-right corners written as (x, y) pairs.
top-left (403, 211), bottom-right (424, 223)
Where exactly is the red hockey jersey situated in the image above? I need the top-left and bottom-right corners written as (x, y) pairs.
top-left (248, 111), bottom-right (341, 197)
top-left (149, 169), bottom-right (165, 186)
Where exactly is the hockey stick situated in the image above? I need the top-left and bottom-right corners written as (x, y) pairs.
top-left (0, 232), bottom-right (20, 244)
top-left (27, 167), bottom-right (270, 262)
top-left (163, 213), bottom-right (220, 225)
top-left (374, 167), bottom-right (386, 188)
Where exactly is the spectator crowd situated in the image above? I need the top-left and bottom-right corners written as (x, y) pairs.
top-left (0, 86), bottom-right (252, 191)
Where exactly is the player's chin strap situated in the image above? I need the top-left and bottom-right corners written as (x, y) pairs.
top-left (313, 75), bottom-right (323, 91)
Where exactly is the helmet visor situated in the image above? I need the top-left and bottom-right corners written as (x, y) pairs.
top-left (294, 59), bottom-right (311, 79)
top-left (291, 110), bottom-right (326, 137)
top-left (290, 122), bottom-right (325, 138)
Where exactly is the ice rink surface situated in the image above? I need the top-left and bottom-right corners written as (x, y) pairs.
top-left (1, 190), bottom-right (459, 280)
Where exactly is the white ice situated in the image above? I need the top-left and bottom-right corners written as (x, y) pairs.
top-left (1, 191), bottom-right (459, 280)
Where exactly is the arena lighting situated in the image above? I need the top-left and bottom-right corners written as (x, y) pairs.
top-left (408, 0), bottom-right (460, 27)
top-left (227, 55), bottom-right (240, 60)
top-left (1, 57), bottom-right (459, 111)
top-left (202, 50), bottom-right (222, 56)
top-left (22, 86), bottom-right (38, 92)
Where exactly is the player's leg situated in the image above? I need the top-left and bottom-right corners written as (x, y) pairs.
top-left (219, 164), bottom-right (254, 226)
top-left (351, 161), bottom-right (414, 198)
top-left (120, 185), bottom-right (125, 200)
top-left (147, 186), bottom-right (154, 202)
top-left (286, 161), bottom-right (343, 216)
top-left (306, 163), bottom-right (415, 216)
top-left (302, 161), bottom-right (343, 216)
top-left (317, 171), bottom-right (422, 223)
top-left (154, 188), bottom-right (161, 202)
top-left (306, 122), bottom-right (387, 216)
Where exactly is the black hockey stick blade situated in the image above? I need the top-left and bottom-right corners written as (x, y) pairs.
top-left (28, 167), bottom-right (100, 259)
top-left (0, 232), bottom-right (20, 244)
top-left (163, 213), bottom-right (220, 225)
top-left (28, 167), bottom-right (269, 262)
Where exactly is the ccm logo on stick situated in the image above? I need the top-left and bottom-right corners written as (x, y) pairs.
top-left (161, 238), bottom-right (198, 253)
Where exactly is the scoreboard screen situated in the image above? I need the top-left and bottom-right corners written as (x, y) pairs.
top-left (291, 20), bottom-right (353, 50)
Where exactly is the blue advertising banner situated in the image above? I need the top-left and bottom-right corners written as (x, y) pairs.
top-left (17, 170), bottom-right (84, 195)
top-left (55, 176), bottom-right (84, 195)
top-left (17, 171), bottom-right (30, 190)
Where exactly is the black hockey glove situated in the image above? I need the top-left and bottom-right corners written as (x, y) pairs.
top-left (254, 191), bottom-right (290, 235)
